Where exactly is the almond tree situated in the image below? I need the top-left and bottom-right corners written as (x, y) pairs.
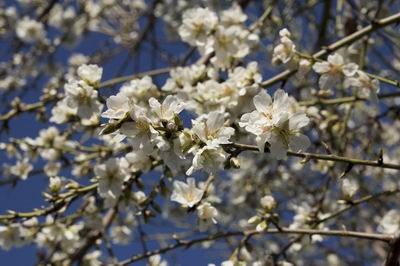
top-left (1, 1), bottom-right (400, 265)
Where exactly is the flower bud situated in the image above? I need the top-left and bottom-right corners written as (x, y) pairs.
top-left (260, 195), bottom-right (276, 210)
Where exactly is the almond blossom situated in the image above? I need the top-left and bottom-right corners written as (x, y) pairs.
top-left (119, 76), bottom-right (159, 105)
top-left (16, 17), bottom-right (45, 43)
top-left (110, 225), bottom-right (133, 245)
top-left (77, 64), bottom-right (103, 85)
top-left (101, 93), bottom-right (130, 120)
top-left (94, 158), bottom-right (126, 202)
top-left (378, 210), bottom-right (400, 234)
top-left (272, 28), bottom-right (296, 65)
top-left (341, 178), bottom-right (359, 199)
top-left (192, 111), bottom-right (235, 146)
top-left (187, 145), bottom-right (227, 175)
top-left (240, 89), bottom-right (310, 159)
top-left (178, 7), bottom-right (218, 47)
top-left (344, 70), bottom-right (380, 100)
top-left (312, 53), bottom-right (358, 89)
top-left (0, 224), bottom-right (24, 250)
top-left (148, 95), bottom-right (185, 122)
top-left (120, 104), bottom-right (159, 150)
top-left (9, 159), bottom-right (33, 180)
top-left (197, 202), bottom-right (218, 230)
top-left (170, 178), bottom-right (204, 208)
top-left (260, 195), bottom-right (276, 210)
top-left (64, 79), bottom-right (102, 121)
top-left (1, 2), bottom-right (399, 265)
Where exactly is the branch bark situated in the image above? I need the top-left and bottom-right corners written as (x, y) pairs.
top-left (118, 228), bottom-right (391, 265)
top-left (384, 234), bottom-right (400, 266)
top-left (260, 11), bottom-right (400, 89)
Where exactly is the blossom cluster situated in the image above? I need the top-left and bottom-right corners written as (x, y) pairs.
top-left (240, 89), bottom-right (310, 159)
top-left (272, 28), bottom-right (380, 100)
top-left (0, 1), bottom-right (399, 265)
top-left (51, 64), bottom-right (103, 125)
top-left (179, 5), bottom-right (259, 68)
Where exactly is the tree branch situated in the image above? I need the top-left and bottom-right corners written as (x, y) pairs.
top-left (260, 11), bottom-right (400, 89)
top-left (117, 228), bottom-right (391, 265)
top-left (225, 143), bottom-right (400, 170)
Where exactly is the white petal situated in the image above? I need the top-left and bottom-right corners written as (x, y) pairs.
top-left (148, 97), bottom-right (161, 111)
top-left (253, 91), bottom-right (272, 113)
top-left (328, 53), bottom-right (343, 65)
top-left (343, 63), bottom-right (358, 77)
top-left (207, 112), bottom-right (224, 133)
top-left (312, 62), bottom-right (330, 73)
top-left (273, 89), bottom-right (289, 110)
top-left (289, 113), bottom-right (309, 130)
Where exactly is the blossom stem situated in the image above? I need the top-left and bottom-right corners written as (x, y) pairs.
top-left (225, 143), bottom-right (400, 170)
top-left (98, 67), bottom-right (171, 89)
top-left (261, 11), bottom-right (400, 89)
top-left (0, 184), bottom-right (97, 221)
top-left (365, 73), bottom-right (400, 89)
top-left (316, 189), bottom-right (400, 224)
top-left (299, 91), bottom-right (400, 106)
top-left (295, 51), bottom-right (400, 90)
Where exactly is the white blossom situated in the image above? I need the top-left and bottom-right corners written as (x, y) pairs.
top-left (16, 17), bottom-right (45, 43)
top-left (272, 28), bottom-right (296, 65)
top-left (120, 105), bottom-right (158, 150)
top-left (187, 145), bottom-right (227, 175)
top-left (64, 79), bottom-right (102, 122)
top-left (341, 178), bottom-right (359, 199)
top-left (1, 2), bottom-right (398, 263)
top-left (344, 70), bottom-right (380, 100)
top-left (10, 159), bottom-right (33, 180)
top-left (378, 210), bottom-right (400, 234)
top-left (192, 111), bottom-right (235, 146)
top-left (94, 158), bottom-right (126, 201)
top-left (221, 4), bottom-right (247, 26)
top-left (110, 225), bottom-right (132, 245)
top-left (208, 25), bottom-right (242, 67)
top-left (44, 161), bottom-right (61, 177)
top-left (178, 7), bottom-right (218, 47)
top-left (260, 195), bottom-right (276, 210)
top-left (48, 176), bottom-right (63, 193)
top-left (82, 250), bottom-right (102, 266)
top-left (297, 59), bottom-right (312, 80)
top-left (0, 224), bottom-right (24, 250)
top-left (148, 95), bottom-right (185, 122)
top-left (77, 64), bottom-right (103, 85)
top-left (197, 202), bottom-right (218, 224)
top-left (148, 254), bottom-right (168, 266)
top-left (313, 53), bottom-right (358, 89)
top-left (102, 93), bottom-right (130, 120)
top-left (240, 89), bottom-right (310, 159)
top-left (50, 98), bottom-right (77, 124)
top-left (121, 149), bottom-right (152, 173)
top-left (170, 178), bottom-right (204, 208)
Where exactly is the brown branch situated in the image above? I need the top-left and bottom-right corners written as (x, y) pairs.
top-left (384, 234), bottom-right (400, 266)
top-left (225, 143), bottom-right (400, 170)
top-left (299, 91), bottom-right (400, 106)
top-left (260, 11), bottom-right (400, 89)
top-left (117, 228), bottom-right (391, 265)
